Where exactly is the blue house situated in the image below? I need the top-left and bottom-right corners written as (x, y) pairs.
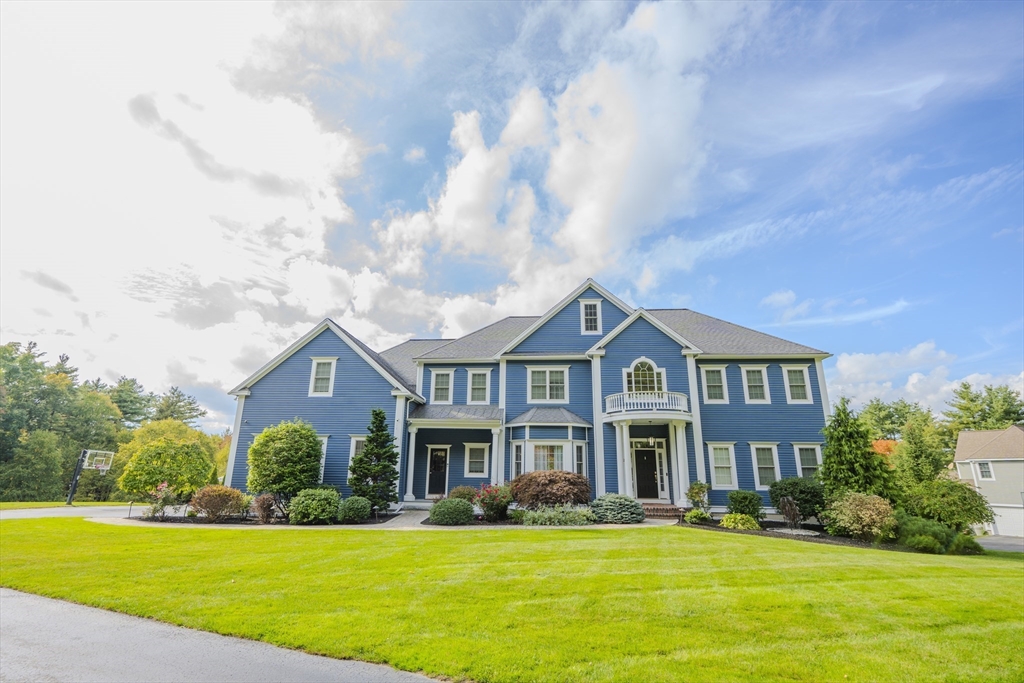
top-left (225, 280), bottom-right (831, 511)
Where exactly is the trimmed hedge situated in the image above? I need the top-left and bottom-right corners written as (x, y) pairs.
top-left (511, 470), bottom-right (590, 509)
top-left (429, 498), bottom-right (474, 526)
top-left (522, 505), bottom-right (596, 526)
top-left (448, 486), bottom-right (478, 503)
top-left (719, 513), bottom-right (761, 530)
top-left (727, 490), bottom-right (765, 521)
top-left (768, 477), bottom-right (825, 522)
top-left (591, 494), bottom-right (645, 524)
top-left (338, 496), bottom-right (372, 523)
top-left (289, 488), bottom-right (340, 525)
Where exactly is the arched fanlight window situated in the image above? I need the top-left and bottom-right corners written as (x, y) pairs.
top-left (627, 360), bottom-right (663, 393)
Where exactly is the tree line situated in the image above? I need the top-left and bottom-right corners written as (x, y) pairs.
top-left (0, 341), bottom-right (226, 502)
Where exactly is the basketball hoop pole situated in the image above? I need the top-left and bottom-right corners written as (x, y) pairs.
top-left (66, 449), bottom-right (89, 506)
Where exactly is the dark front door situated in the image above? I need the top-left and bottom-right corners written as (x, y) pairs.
top-left (634, 449), bottom-right (660, 499)
top-left (428, 448), bottom-right (448, 496)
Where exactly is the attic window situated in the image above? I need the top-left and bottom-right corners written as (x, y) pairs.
top-left (580, 299), bottom-right (602, 335)
top-left (308, 358), bottom-right (337, 397)
top-left (977, 462), bottom-right (994, 480)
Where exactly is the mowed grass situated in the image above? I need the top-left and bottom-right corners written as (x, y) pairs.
top-left (0, 501), bottom-right (131, 510)
top-left (1, 520), bottom-right (1021, 682)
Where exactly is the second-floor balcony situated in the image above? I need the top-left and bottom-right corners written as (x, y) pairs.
top-left (605, 391), bottom-right (689, 415)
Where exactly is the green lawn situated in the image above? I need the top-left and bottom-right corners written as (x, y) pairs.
top-left (1, 520), bottom-right (1021, 682)
top-left (0, 501), bottom-right (131, 510)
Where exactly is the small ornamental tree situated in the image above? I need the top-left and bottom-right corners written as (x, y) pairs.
top-left (246, 419), bottom-right (322, 511)
top-left (348, 408), bottom-right (399, 513)
top-left (118, 438), bottom-right (213, 499)
top-left (820, 397), bottom-right (894, 501)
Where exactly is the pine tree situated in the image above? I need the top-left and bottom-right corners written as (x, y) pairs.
top-left (892, 416), bottom-right (947, 489)
top-left (820, 397), bottom-right (894, 501)
top-left (348, 408), bottom-right (399, 512)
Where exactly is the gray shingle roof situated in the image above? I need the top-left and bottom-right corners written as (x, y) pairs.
top-left (408, 404), bottom-right (503, 422)
top-left (505, 407), bottom-right (592, 427)
top-left (648, 309), bottom-right (827, 356)
top-left (333, 323), bottom-right (422, 395)
top-left (416, 316), bottom-right (539, 360)
top-left (954, 425), bottom-right (1024, 461)
top-left (379, 339), bottom-right (454, 389)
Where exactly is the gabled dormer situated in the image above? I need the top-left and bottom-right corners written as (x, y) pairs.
top-left (499, 280), bottom-right (633, 356)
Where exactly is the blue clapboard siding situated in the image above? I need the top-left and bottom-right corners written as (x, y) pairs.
top-left (696, 360), bottom-right (825, 506)
top-left (231, 328), bottom-right (397, 496)
top-left (410, 428), bottom-right (493, 498)
top-left (511, 286), bottom-right (630, 354)
top-left (530, 425), bottom-right (572, 439)
top-left (421, 363), bottom-right (499, 405)
top-left (572, 426), bottom-right (587, 440)
top-left (509, 426), bottom-right (527, 440)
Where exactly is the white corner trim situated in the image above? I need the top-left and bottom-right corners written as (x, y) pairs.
top-left (739, 364), bottom-right (771, 404)
top-left (815, 359), bottom-right (831, 419)
top-left (700, 365), bottom-right (729, 405)
top-left (224, 395), bottom-right (245, 488)
top-left (430, 368), bottom-right (454, 405)
top-left (749, 442), bottom-right (781, 491)
top-left (317, 435), bottom-right (330, 483)
top-left (579, 298), bottom-right (603, 335)
top-left (592, 354), bottom-right (606, 495)
top-left (781, 364), bottom-right (813, 405)
top-left (307, 357), bottom-right (338, 397)
top-left (498, 359), bottom-right (507, 410)
top-left (686, 355), bottom-right (706, 483)
top-left (463, 442), bottom-right (491, 478)
top-left (466, 368), bottom-right (492, 405)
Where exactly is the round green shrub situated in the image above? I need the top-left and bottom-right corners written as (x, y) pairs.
top-left (448, 486), bottom-right (479, 503)
top-left (823, 491), bottom-right (897, 542)
top-left (429, 498), bottom-right (474, 525)
top-left (947, 534), bottom-right (984, 555)
top-left (719, 513), bottom-right (761, 530)
top-left (768, 477), bottom-right (825, 522)
top-left (591, 494), bottom-right (645, 524)
top-left (726, 490), bottom-right (766, 521)
top-left (895, 510), bottom-right (955, 552)
top-left (246, 420), bottom-right (323, 498)
top-left (903, 478), bottom-right (994, 532)
top-left (288, 488), bottom-right (340, 525)
top-left (684, 509), bottom-right (713, 524)
top-left (904, 534), bottom-right (944, 554)
top-left (338, 495), bottom-right (372, 523)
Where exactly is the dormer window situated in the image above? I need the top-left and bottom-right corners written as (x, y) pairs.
top-left (580, 299), bottom-right (602, 334)
top-left (308, 357), bottom-right (337, 397)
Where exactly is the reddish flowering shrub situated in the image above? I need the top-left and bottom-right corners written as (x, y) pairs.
top-left (510, 471), bottom-right (590, 509)
top-left (475, 484), bottom-right (512, 521)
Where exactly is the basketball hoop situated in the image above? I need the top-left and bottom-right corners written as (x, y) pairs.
top-left (84, 450), bottom-right (115, 475)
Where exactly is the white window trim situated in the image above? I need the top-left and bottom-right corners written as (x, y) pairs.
top-left (318, 436), bottom-right (330, 483)
top-left (463, 442), bottom-right (490, 478)
top-left (782, 364), bottom-right (813, 405)
top-left (621, 357), bottom-right (667, 393)
top-left (346, 435), bottom-right (367, 482)
top-left (425, 444), bottom-right (451, 497)
top-left (792, 443), bottom-right (822, 478)
top-left (511, 440), bottom-right (526, 479)
top-left (740, 364), bottom-right (771, 404)
top-left (430, 368), bottom-right (454, 405)
top-left (466, 369), bottom-right (492, 405)
top-left (700, 365), bottom-right (729, 404)
top-left (579, 298), bottom-right (603, 335)
top-left (574, 441), bottom-right (587, 477)
top-left (528, 441), bottom-right (570, 472)
top-left (526, 366), bottom-right (570, 405)
top-left (708, 442), bottom-right (738, 490)
top-left (750, 442), bottom-right (781, 491)
top-left (976, 461), bottom-right (995, 480)
top-left (308, 357), bottom-right (338, 397)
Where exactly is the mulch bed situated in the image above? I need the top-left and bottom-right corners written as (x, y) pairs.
top-left (679, 520), bottom-right (915, 552)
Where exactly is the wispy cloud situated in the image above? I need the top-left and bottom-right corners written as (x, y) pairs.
top-left (403, 146), bottom-right (426, 163)
top-left (767, 299), bottom-right (910, 327)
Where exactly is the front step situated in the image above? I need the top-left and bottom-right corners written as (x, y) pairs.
top-left (641, 503), bottom-right (683, 519)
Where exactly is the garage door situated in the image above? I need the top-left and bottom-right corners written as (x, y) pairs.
top-left (992, 505), bottom-right (1024, 537)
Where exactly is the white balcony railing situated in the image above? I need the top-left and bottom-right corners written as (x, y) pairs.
top-left (605, 391), bottom-right (689, 414)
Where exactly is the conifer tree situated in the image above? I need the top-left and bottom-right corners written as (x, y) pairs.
top-left (348, 408), bottom-right (399, 512)
top-left (892, 416), bottom-right (947, 489)
top-left (820, 397), bottom-right (894, 501)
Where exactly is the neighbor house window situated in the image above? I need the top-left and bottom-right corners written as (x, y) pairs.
top-left (783, 365), bottom-right (812, 404)
top-left (528, 367), bottom-right (568, 403)
top-left (709, 443), bottom-right (737, 489)
top-left (308, 357), bottom-right (337, 397)
top-left (741, 365), bottom-right (770, 404)
top-left (977, 462), bottom-right (994, 480)
top-left (794, 444), bottom-right (821, 479)
top-left (701, 366), bottom-right (729, 404)
top-left (580, 299), bottom-right (602, 334)
top-left (467, 370), bottom-right (490, 404)
top-left (346, 437), bottom-right (365, 482)
top-left (318, 436), bottom-right (330, 483)
top-left (534, 444), bottom-right (563, 470)
top-left (431, 369), bottom-right (453, 404)
top-left (751, 443), bottom-right (780, 490)
top-left (575, 444), bottom-right (586, 476)
top-left (513, 443), bottom-right (524, 478)
top-left (626, 359), bottom-right (664, 393)
top-left (464, 443), bottom-right (489, 478)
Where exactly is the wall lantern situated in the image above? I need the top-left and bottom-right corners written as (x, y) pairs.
top-left (647, 435), bottom-right (655, 446)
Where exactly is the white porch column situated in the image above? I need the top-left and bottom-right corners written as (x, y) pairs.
top-left (675, 422), bottom-right (690, 506)
top-left (614, 421), bottom-right (624, 495)
top-left (622, 420), bottom-right (634, 497)
top-left (590, 353), bottom-right (606, 495)
top-left (686, 354), bottom-right (707, 483)
top-left (490, 428), bottom-right (500, 485)
top-left (404, 427), bottom-right (418, 501)
top-left (667, 420), bottom-right (681, 506)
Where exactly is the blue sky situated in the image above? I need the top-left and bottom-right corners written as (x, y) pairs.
top-left (1, 1), bottom-right (1021, 431)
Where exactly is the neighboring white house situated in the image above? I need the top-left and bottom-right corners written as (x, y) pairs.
top-left (954, 425), bottom-right (1024, 537)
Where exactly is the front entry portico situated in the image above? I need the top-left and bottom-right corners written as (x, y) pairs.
top-left (631, 439), bottom-right (668, 501)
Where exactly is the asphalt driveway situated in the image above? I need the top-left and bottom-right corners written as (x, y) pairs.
top-left (0, 589), bottom-right (432, 683)
top-left (976, 535), bottom-right (1024, 552)
top-left (0, 505), bottom-right (148, 521)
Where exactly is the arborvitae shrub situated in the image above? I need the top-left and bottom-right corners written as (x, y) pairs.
top-left (510, 471), bottom-right (590, 508)
top-left (591, 494), bottom-right (645, 524)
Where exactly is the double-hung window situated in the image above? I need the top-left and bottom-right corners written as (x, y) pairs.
top-left (431, 369), bottom-right (453, 404)
top-left (533, 444), bottom-right (564, 471)
top-left (467, 370), bottom-right (490, 404)
top-left (308, 357), bottom-right (337, 397)
top-left (701, 366), bottom-right (729, 404)
top-left (751, 443), bottom-right (780, 490)
top-left (318, 436), bottom-right (330, 483)
top-left (709, 443), bottom-right (737, 489)
top-left (741, 365), bottom-right (771, 404)
top-left (580, 299), bottom-right (602, 334)
top-left (528, 367), bottom-right (568, 403)
top-left (575, 443), bottom-right (586, 476)
top-left (783, 365), bottom-right (812, 404)
top-left (794, 444), bottom-right (821, 479)
top-left (464, 443), bottom-right (490, 478)
top-left (513, 443), bottom-right (524, 478)
top-left (977, 462), bottom-right (994, 480)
